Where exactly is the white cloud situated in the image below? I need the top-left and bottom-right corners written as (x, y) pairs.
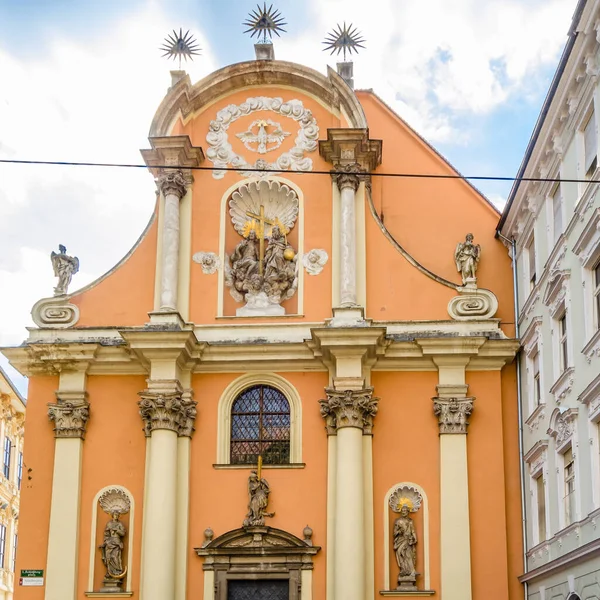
top-left (0, 3), bottom-right (217, 355)
top-left (276, 0), bottom-right (577, 142)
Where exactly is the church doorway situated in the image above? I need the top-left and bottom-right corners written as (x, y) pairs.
top-left (227, 579), bottom-right (289, 599)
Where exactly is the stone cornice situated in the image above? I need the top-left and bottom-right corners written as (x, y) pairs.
top-left (141, 135), bottom-right (204, 178)
top-left (319, 387), bottom-right (379, 434)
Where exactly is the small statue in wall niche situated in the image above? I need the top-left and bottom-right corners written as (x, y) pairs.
top-left (50, 244), bottom-right (79, 296)
top-left (97, 488), bottom-right (130, 592)
top-left (100, 512), bottom-right (127, 582)
top-left (393, 504), bottom-right (418, 590)
top-left (243, 469), bottom-right (275, 527)
top-left (454, 233), bottom-right (481, 286)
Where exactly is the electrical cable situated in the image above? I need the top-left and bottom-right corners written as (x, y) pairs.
top-left (1, 158), bottom-right (599, 185)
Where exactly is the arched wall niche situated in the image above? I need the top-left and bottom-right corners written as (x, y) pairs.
top-left (382, 481), bottom-right (431, 592)
top-left (87, 485), bottom-right (135, 594)
top-left (217, 175), bottom-right (305, 317)
top-left (216, 373), bottom-right (303, 465)
top-left (149, 60), bottom-right (368, 137)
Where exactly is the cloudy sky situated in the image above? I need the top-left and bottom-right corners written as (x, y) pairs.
top-left (0, 0), bottom-right (578, 392)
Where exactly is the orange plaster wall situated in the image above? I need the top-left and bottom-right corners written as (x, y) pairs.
top-left (371, 371), bottom-right (440, 595)
top-left (70, 212), bottom-right (158, 327)
top-left (358, 92), bottom-right (515, 330)
top-left (467, 369), bottom-right (523, 600)
top-left (76, 375), bottom-right (147, 598)
top-left (14, 376), bottom-right (57, 600)
top-left (186, 371), bottom-right (329, 598)
top-left (176, 87), bottom-right (339, 325)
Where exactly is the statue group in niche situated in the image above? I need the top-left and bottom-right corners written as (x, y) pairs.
top-left (227, 224), bottom-right (298, 308)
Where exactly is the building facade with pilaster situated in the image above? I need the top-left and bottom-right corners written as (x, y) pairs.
top-left (5, 46), bottom-right (521, 600)
top-left (0, 367), bottom-right (26, 600)
top-left (499, 1), bottom-right (600, 599)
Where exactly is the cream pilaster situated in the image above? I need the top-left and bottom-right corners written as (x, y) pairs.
top-left (45, 367), bottom-right (90, 600)
top-left (432, 356), bottom-right (474, 600)
top-left (124, 330), bottom-right (198, 600)
top-left (141, 136), bottom-right (204, 315)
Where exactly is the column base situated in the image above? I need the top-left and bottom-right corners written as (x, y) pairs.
top-left (147, 310), bottom-right (187, 328)
top-left (328, 305), bottom-right (367, 327)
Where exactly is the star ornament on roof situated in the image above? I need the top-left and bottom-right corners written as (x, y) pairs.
top-left (243, 3), bottom-right (287, 44)
top-left (322, 22), bottom-right (365, 61)
top-left (160, 28), bottom-right (201, 69)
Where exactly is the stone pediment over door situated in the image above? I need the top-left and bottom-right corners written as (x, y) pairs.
top-left (195, 526), bottom-right (320, 600)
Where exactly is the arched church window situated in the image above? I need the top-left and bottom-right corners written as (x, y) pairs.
top-left (230, 385), bottom-right (291, 465)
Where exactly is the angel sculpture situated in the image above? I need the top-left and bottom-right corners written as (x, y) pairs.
top-left (51, 244), bottom-right (79, 296)
top-left (236, 119), bottom-right (290, 154)
top-left (454, 233), bottom-right (480, 285)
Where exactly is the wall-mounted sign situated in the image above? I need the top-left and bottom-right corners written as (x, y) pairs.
top-left (20, 569), bottom-right (44, 586)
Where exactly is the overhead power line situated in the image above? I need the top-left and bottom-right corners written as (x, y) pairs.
top-left (0, 158), bottom-right (598, 185)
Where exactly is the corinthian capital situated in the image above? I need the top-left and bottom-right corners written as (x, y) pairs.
top-left (157, 169), bottom-right (188, 199)
top-left (333, 163), bottom-right (365, 192)
top-left (138, 381), bottom-right (197, 437)
top-left (319, 387), bottom-right (379, 434)
top-left (48, 398), bottom-right (90, 439)
top-left (433, 397), bottom-right (474, 434)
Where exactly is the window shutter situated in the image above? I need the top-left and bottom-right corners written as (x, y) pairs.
top-left (553, 185), bottom-right (563, 242)
top-left (584, 112), bottom-right (597, 174)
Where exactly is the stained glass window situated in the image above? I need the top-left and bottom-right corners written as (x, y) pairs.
top-left (230, 385), bottom-right (290, 465)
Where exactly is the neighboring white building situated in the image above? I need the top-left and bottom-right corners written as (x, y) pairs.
top-left (0, 368), bottom-right (25, 600)
top-left (499, 1), bottom-right (600, 598)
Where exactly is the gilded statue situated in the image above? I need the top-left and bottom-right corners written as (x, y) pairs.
top-left (50, 244), bottom-right (79, 296)
top-left (394, 505), bottom-right (417, 587)
top-left (100, 512), bottom-right (127, 582)
top-left (454, 233), bottom-right (481, 285)
top-left (243, 470), bottom-right (274, 527)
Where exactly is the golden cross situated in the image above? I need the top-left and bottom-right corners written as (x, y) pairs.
top-left (246, 204), bottom-right (276, 276)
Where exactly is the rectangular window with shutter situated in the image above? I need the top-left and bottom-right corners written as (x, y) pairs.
top-left (552, 184), bottom-right (563, 244)
top-left (594, 261), bottom-right (600, 330)
top-left (536, 474), bottom-right (546, 542)
top-left (533, 351), bottom-right (541, 406)
top-left (584, 111), bottom-right (597, 178)
top-left (559, 313), bottom-right (569, 373)
top-left (564, 447), bottom-right (576, 526)
top-left (528, 235), bottom-right (536, 291)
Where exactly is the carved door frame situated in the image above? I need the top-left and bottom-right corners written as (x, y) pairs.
top-left (195, 526), bottom-right (320, 600)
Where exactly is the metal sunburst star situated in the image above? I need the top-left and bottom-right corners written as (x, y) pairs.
top-left (160, 28), bottom-right (201, 70)
top-left (243, 3), bottom-right (287, 44)
top-left (322, 22), bottom-right (365, 61)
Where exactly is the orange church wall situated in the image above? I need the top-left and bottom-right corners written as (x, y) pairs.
top-left (70, 213), bottom-right (158, 327)
top-left (186, 371), bottom-right (329, 598)
top-left (75, 375), bottom-right (147, 598)
top-left (173, 87), bottom-right (339, 325)
top-left (371, 371), bottom-right (441, 595)
top-left (14, 376), bottom-right (57, 600)
top-left (358, 92), bottom-right (515, 332)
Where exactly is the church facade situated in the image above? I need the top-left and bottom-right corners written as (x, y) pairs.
top-left (4, 48), bottom-right (522, 600)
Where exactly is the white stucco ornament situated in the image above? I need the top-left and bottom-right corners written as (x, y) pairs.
top-left (192, 252), bottom-right (221, 274)
top-left (303, 249), bottom-right (328, 275)
top-left (206, 96), bottom-right (319, 179)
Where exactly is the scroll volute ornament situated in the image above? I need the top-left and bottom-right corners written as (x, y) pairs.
top-left (47, 399), bottom-right (90, 439)
top-left (333, 162), bottom-right (365, 192)
top-left (319, 387), bottom-right (379, 434)
top-left (157, 169), bottom-right (188, 199)
top-left (137, 385), bottom-right (197, 437)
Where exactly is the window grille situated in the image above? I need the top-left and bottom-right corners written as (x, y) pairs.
top-left (230, 385), bottom-right (291, 465)
top-left (3, 438), bottom-right (11, 480)
top-left (227, 579), bottom-right (289, 600)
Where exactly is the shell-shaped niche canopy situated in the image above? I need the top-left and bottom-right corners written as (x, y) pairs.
top-left (229, 180), bottom-right (299, 238)
top-left (99, 488), bottom-right (131, 516)
top-left (389, 485), bottom-right (423, 514)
